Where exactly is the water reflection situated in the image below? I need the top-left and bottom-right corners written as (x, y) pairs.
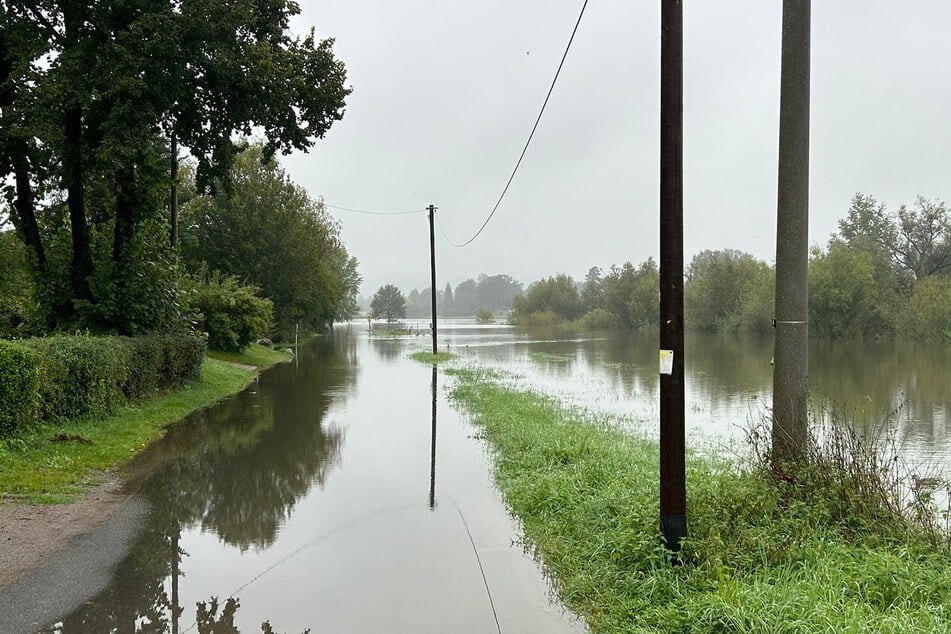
top-left (430, 365), bottom-right (437, 510)
top-left (459, 326), bottom-right (950, 465)
top-left (47, 337), bottom-right (357, 632)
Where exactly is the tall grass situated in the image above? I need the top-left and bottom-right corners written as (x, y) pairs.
top-left (447, 367), bottom-right (951, 633)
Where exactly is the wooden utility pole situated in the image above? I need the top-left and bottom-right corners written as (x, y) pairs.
top-left (428, 204), bottom-right (438, 354)
top-left (773, 0), bottom-right (811, 462)
top-left (659, 0), bottom-right (686, 555)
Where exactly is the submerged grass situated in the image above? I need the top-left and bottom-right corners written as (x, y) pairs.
top-left (410, 351), bottom-right (456, 364)
top-left (527, 351), bottom-right (575, 363)
top-left (446, 367), bottom-right (951, 633)
top-left (0, 358), bottom-right (255, 504)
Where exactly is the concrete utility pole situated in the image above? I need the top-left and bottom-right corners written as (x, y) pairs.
top-left (427, 204), bottom-right (438, 355)
top-left (659, 0), bottom-right (686, 554)
top-left (773, 0), bottom-right (811, 462)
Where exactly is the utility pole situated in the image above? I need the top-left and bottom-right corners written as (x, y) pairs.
top-left (428, 204), bottom-right (438, 355)
top-left (659, 0), bottom-right (686, 555)
top-left (773, 0), bottom-right (810, 462)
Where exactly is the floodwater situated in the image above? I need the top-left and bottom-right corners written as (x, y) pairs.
top-left (42, 321), bottom-right (950, 632)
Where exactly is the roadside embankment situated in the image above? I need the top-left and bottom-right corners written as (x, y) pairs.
top-left (447, 366), bottom-right (951, 633)
top-left (0, 341), bottom-right (290, 589)
top-left (0, 342), bottom-right (290, 504)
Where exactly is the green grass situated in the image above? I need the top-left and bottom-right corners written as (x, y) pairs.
top-left (207, 343), bottom-right (292, 368)
top-left (410, 351), bottom-right (456, 364)
top-left (0, 358), bottom-right (255, 504)
top-left (447, 367), bottom-right (951, 633)
top-left (527, 351), bottom-right (575, 363)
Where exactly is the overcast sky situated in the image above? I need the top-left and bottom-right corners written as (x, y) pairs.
top-left (282, 1), bottom-right (951, 295)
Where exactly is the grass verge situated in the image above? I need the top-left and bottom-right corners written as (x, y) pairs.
top-left (0, 358), bottom-right (255, 504)
top-left (447, 367), bottom-right (951, 633)
top-left (410, 351), bottom-right (456, 364)
top-left (207, 343), bottom-right (293, 368)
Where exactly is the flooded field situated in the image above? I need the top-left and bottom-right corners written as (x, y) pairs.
top-left (38, 321), bottom-right (951, 632)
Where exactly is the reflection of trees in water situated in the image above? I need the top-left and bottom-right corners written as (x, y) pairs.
top-left (48, 337), bottom-right (356, 632)
top-left (810, 339), bottom-right (951, 448)
top-left (368, 338), bottom-right (405, 363)
top-left (576, 332), bottom-right (949, 448)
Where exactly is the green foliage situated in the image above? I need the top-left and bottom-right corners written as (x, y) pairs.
top-left (893, 276), bottom-right (951, 342)
top-left (0, 341), bottom-right (41, 435)
top-left (475, 307), bottom-right (495, 324)
top-left (686, 250), bottom-right (773, 334)
top-left (0, 335), bottom-right (205, 436)
top-left (510, 274), bottom-right (582, 325)
top-left (1, 1), bottom-right (350, 335)
top-left (410, 351), bottom-right (455, 364)
top-left (182, 273), bottom-right (274, 351)
top-left (406, 274), bottom-right (524, 318)
top-left (0, 358), bottom-right (254, 502)
top-left (809, 241), bottom-right (889, 339)
top-left (448, 368), bottom-right (951, 633)
top-left (577, 308), bottom-right (618, 330)
top-left (180, 146), bottom-right (358, 334)
top-left (370, 284), bottom-right (407, 322)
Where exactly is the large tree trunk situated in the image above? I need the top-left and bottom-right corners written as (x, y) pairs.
top-left (113, 167), bottom-right (136, 264)
top-left (12, 153), bottom-right (46, 271)
top-left (170, 132), bottom-right (179, 247)
top-left (64, 105), bottom-right (94, 304)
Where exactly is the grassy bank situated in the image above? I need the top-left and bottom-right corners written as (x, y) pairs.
top-left (447, 367), bottom-right (951, 633)
top-left (208, 343), bottom-right (293, 368)
top-left (0, 357), bottom-right (263, 504)
top-left (410, 351), bottom-right (455, 364)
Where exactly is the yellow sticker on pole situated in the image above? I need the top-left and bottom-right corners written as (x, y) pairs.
top-left (659, 349), bottom-right (674, 375)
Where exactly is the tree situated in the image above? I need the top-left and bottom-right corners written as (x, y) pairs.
top-left (685, 250), bottom-right (771, 333)
top-left (181, 145), bottom-right (357, 334)
top-left (371, 285), bottom-right (406, 323)
top-left (476, 274), bottom-right (523, 312)
top-left (839, 193), bottom-right (951, 280)
top-left (510, 274), bottom-right (582, 324)
top-left (808, 241), bottom-right (883, 339)
top-left (1, 0), bottom-right (350, 333)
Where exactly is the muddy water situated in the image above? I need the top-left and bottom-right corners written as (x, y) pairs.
top-left (43, 323), bottom-right (950, 632)
top-left (45, 330), bottom-right (586, 634)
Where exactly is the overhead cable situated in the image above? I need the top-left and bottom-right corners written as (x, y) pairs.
top-left (440, 0), bottom-right (590, 248)
top-left (322, 202), bottom-right (426, 215)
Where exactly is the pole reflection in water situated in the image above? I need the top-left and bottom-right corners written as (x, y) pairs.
top-left (429, 364), bottom-right (437, 509)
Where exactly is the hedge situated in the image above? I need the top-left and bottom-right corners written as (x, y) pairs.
top-left (0, 334), bottom-right (205, 437)
top-left (0, 342), bottom-right (41, 436)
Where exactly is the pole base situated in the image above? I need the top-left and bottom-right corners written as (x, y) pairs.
top-left (660, 514), bottom-right (687, 555)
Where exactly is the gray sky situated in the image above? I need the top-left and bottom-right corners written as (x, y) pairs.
top-left (283, 1), bottom-right (951, 295)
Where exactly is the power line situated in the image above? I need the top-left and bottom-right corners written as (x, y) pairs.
top-left (322, 202), bottom-right (426, 215)
top-left (440, 0), bottom-right (590, 248)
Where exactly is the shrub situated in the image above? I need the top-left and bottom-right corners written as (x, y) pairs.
top-left (25, 336), bottom-right (129, 421)
top-left (183, 274), bottom-right (273, 352)
top-left (577, 308), bottom-right (618, 330)
top-left (0, 341), bottom-right (41, 435)
top-left (0, 334), bottom-right (207, 433)
top-left (158, 334), bottom-right (205, 385)
top-left (475, 308), bottom-right (495, 324)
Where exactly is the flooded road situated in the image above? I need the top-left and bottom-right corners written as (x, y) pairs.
top-left (44, 329), bottom-right (586, 634)
top-left (37, 322), bottom-right (951, 632)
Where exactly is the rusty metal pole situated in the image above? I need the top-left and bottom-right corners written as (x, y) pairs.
top-left (659, 0), bottom-right (686, 555)
top-left (773, 0), bottom-right (810, 462)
